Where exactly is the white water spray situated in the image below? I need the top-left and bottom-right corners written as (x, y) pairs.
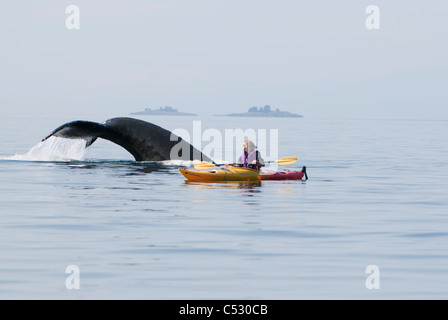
top-left (161, 159), bottom-right (200, 167)
top-left (2, 137), bottom-right (88, 162)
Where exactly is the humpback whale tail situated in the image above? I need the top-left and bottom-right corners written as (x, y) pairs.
top-left (42, 117), bottom-right (212, 163)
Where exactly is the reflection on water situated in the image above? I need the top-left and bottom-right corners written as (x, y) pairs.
top-left (53, 160), bottom-right (174, 175)
top-left (184, 180), bottom-right (263, 191)
top-left (275, 181), bottom-right (303, 194)
top-left (183, 180), bottom-right (263, 206)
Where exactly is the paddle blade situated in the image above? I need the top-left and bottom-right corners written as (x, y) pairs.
top-left (275, 156), bottom-right (298, 165)
top-left (193, 162), bottom-right (216, 170)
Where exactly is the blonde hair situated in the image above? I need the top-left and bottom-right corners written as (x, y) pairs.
top-left (244, 140), bottom-right (257, 154)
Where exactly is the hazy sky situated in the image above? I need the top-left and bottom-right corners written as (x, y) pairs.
top-left (1, 0), bottom-right (447, 119)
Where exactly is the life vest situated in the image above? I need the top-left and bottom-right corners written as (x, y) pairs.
top-left (241, 150), bottom-right (262, 170)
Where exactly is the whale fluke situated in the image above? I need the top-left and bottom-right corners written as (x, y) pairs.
top-left (42, 117), bottom-right (212, 162)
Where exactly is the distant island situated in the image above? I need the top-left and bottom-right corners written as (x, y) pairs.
top-left (216, 105), bottom-right (303, 118)
top-left (130, 106), bottom-right (197, 116)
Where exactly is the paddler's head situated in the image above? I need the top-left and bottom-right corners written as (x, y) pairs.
top-left (243, 140), bottom-right (257, 154)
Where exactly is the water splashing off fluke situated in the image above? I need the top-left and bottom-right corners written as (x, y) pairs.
top-left (5, 137), bottom-right (88, 162)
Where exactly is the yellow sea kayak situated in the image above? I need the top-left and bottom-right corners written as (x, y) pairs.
top-left (179, 166), bottom-right (307, 182)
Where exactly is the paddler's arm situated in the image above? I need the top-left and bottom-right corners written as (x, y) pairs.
top-left (236, 155), bottom-right (244, 167)
top-left (253, 151), bottom-right (265, 167)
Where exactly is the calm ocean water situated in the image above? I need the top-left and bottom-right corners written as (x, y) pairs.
top-left (0, 113), bottom-right (447, 299)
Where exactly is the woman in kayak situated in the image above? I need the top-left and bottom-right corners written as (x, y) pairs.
top-left (238, 140), bottom-right (265, 171)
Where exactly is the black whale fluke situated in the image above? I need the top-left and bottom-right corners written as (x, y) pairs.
top-left (42, 117), bottom-right (213, 162)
